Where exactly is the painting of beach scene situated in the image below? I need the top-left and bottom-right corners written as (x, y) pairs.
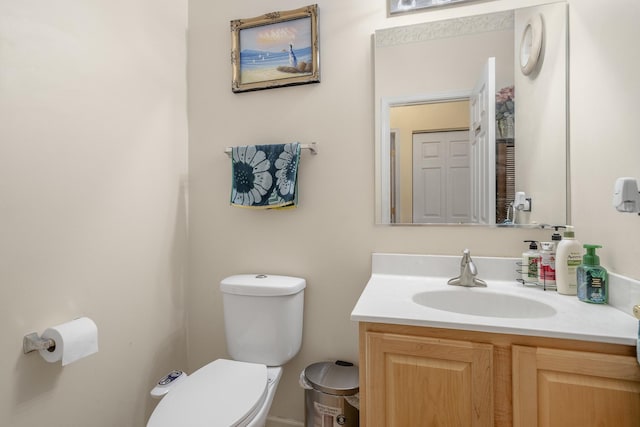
top-left (231, 5), bottom-right (320, 93)
top-left (240, 18), bottom-right (313, 83)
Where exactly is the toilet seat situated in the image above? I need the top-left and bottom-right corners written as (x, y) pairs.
top-left (147, 359), bottom-right (268, 427)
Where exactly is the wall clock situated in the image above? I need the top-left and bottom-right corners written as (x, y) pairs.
top-left (520, 14), bottom-right (544, 76)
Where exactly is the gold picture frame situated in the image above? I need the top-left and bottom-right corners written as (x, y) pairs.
top-left (231, 4), bottom-right (320, 93)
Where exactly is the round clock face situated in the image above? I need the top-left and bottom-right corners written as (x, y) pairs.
top-left (520, 14), bottom-right (543, 75)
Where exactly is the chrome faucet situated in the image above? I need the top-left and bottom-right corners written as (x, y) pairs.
top-left (448, 249), bottom-right (487, 287)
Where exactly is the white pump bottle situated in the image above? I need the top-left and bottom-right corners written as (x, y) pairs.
top-left (555, 226), bottom-right (582, 295)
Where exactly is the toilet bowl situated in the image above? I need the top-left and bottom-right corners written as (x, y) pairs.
top-left (147, 359), bottom-right (282, 427)
top-left (147, 274), bottom-right (305, 427)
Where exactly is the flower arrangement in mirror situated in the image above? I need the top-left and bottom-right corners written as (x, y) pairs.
top-left (496, 85), bottom-right (515, 139)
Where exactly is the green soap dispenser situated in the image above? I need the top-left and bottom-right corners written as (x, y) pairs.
top-left (577, 245), bottom-right (608, 304)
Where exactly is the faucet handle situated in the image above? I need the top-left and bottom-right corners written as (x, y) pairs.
top-left (467, 259), bottom-right (477, 276)
top-left (462, 249), bottom-right (477, 276)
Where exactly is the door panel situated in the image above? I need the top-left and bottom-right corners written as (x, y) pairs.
top-left (365, 331), bottom-right (494, 427)
top-left (413, 130), bottom-right (470, 223)
top-left (470, 57), bottom-right (496, 224)
top-left (513, 345), bottom-right (640, 427)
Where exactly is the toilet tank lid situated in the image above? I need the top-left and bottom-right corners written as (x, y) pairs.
top-left (220, 274), bottom-right (306, 296)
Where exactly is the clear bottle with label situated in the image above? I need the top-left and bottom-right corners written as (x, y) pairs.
top-left (555, 227), bottom-right (582, 295)
top-left (577, 244), bottom-right (608, 304)
top-left (539, 242), bottom-right (556, 289)
top-left (521, 240), bottom-right (540, 283)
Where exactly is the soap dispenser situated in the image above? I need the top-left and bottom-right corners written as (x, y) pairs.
top-left (551, 226), bottom-right (565, 249)
top-left (539, 242), bottom-right (556, 288)
top-left (555, 227), bottom-right (582, 295)
top-left (521, 240), bottom-right (540, 283)
top-left (577, 245), bottom-right (608, 304)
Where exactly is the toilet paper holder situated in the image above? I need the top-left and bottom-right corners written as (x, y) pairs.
top-left (23, 332), bottom-right (55, 354)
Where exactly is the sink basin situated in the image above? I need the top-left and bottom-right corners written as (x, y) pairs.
top-left (412, 290), bottom-right (557, 319)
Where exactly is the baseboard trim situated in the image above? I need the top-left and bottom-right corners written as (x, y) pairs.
top-left (266, 415), bottom-right (304, 427)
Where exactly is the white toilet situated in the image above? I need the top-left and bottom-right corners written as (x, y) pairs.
top-left (147, 274), bottom-right (305, 427)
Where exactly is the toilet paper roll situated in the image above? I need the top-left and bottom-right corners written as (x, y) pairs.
top-left (39, 317), bottom-right (98, 366)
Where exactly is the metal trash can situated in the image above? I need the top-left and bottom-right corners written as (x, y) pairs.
top-left (301, 360), bottom-right (359, 427)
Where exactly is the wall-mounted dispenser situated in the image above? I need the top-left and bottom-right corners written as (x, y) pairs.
top-left (613, 177), bottom-right (640, 214)
top-left (514, 191), bottom-right (532, 212)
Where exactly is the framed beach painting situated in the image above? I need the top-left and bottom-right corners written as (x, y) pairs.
top-left (231, 5), bottom-right (320, 93)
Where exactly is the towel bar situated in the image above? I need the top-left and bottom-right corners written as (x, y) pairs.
top-left (224, 142), bottom-right (318, 157)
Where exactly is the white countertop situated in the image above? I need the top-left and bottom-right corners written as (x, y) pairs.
top-left (351, 253), bottom-right (639, 346)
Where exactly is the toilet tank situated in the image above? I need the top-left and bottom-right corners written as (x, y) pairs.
top-left (220, 274), bottom-right (305, 366)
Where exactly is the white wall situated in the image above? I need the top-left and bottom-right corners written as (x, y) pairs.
top-left (514, 3), bottom-right (568, 226)
top-left (569, 0), bottom-right (640, 277)
top-left (0, 1), bottom-right (189, 426)
top-left (375, 23), bottom-right (515, 100)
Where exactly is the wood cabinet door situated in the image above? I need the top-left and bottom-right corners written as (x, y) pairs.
top-left (363, 331), bottom-right (494, 427)
top-left (513, 345), bottom-right (640, 427)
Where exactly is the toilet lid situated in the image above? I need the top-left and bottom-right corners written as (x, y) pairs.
top-left (147, 359), bottom-right (268, 427)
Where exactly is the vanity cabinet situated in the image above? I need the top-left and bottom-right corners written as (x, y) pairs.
top-left (513, 345), bottom-right (640, 427)
top-left (365, 331), bottom-right (494, 426)
top-left (359, 322), bottom-right (640, 427)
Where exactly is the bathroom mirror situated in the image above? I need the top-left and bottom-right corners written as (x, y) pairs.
top-left (374, 3), bottom-right (568, 226)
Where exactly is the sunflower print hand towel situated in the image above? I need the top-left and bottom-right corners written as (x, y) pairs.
top-left (230, 143), bottom-right (301, 209)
